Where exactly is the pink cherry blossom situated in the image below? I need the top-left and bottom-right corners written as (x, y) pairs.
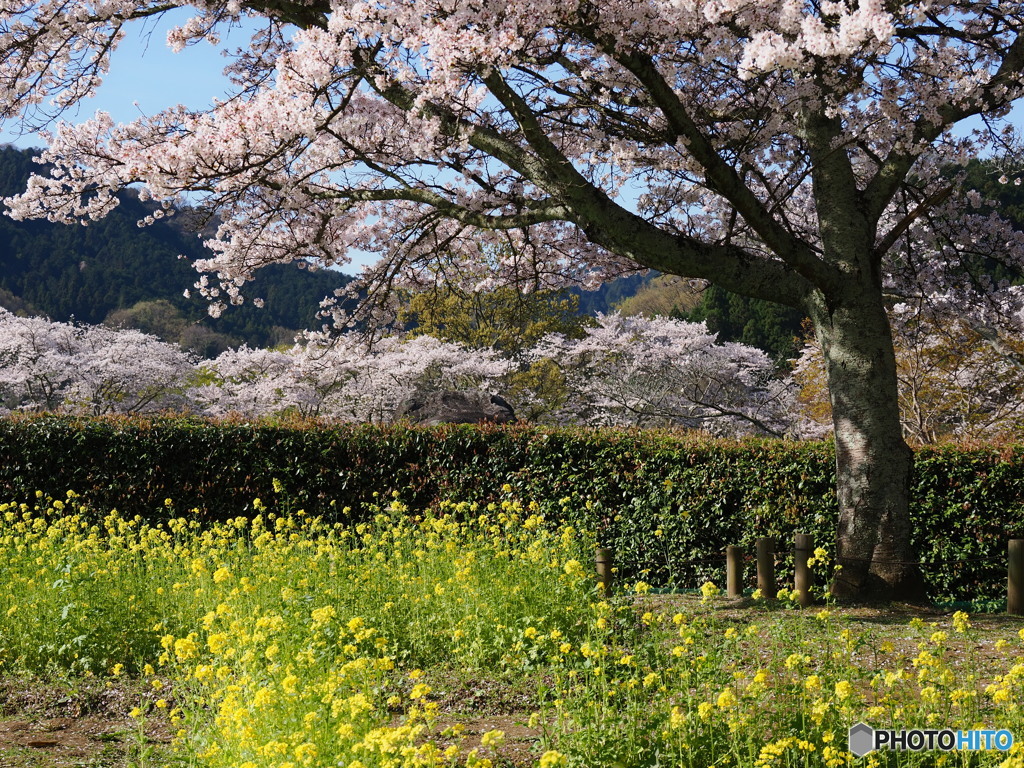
top-left (0, 308), bottom-right (193, 413)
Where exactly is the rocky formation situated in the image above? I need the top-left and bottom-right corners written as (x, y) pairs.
top-left (396, 390), bottom-right (517, 426)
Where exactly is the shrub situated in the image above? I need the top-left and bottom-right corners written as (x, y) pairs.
top-left (2, 415), bottom-right (1022, 601)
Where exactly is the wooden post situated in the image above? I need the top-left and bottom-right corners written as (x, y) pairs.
top-left (726, 546), bottom-right (743, 598)
top-left (794, 533), bottom-right (814, 608)
top-left (756, 538), bottom-right (776, 598)
top-left (1009, 539), bottom-right (1024, 616)
top-left (596, 547), bottom-right (614, 595)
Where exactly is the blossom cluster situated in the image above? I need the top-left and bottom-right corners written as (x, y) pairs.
top-left (0, 307), bottom-right (194, 415)
top-left (0, 0), bottom-right (1021, 335)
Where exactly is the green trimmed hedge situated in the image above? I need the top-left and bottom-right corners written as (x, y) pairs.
top-left (1, 415), bottom-right (1023, 602)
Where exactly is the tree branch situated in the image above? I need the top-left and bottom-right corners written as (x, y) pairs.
top-left (599, 45), bottom-right (837, 292)
top-left (863, 28), bottom-right (1024, 221)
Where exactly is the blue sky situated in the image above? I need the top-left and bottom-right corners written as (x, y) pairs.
top-left (2, 9), bottom-right (239, 149)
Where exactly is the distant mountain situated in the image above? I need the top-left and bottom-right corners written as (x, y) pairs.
top-left (0, 145), bottom-right (352, 353)
top-left (570, 272), bottom-right (652, 316)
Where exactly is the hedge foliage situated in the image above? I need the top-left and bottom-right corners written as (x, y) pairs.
top-left (2, 415), bottom-right (1023, 602)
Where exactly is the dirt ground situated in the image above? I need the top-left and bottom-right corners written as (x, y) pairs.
top-left (0, 678), bottom-right (171, 768)
top-left (0, 715), bottom-right (143, 768)
top-left (0, 673), bottom-right (542, 768)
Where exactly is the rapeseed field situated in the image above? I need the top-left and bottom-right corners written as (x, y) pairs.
top-left (1, 488), bottom-right (1023, 767)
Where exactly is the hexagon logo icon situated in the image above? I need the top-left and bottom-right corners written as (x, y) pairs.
top-left (849, 722), bottom-right (875, 757)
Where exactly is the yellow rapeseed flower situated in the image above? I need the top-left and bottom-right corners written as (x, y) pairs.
top-left (952, 611), bottom-right (972, 633)
top-left (410, 683), bottom-right (432, 700)
top-left (174, 635), bottom-right (199, 660)
top-left (207, 633), bottom-right (229, 656)
top-left (785, 653), bottom-right (810, 669)
top-left (539, 751), bottom-right (568, 768)
top-left (480, 730), bottom-right (505, 749)
top-left (311, 606), bottom-right (336, 624)
top-left (293, 742), bottom-right (317, 763)
top-left (282, 674), bottom-right (299, 694)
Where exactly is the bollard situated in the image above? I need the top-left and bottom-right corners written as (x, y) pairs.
top-left (756, 538), bottom-right (776, 598)
top-left (1010, 539), bottom-right (1024, 616)
top-left (596, 547), bottom-right (614, 595)
top-left (726, 546), bottom-right (744, 598)
top-left (794, 533), bottom-right (814, 608)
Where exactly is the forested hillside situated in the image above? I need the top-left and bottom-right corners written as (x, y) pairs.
top-left (0, 145), bottom-right (352, 351)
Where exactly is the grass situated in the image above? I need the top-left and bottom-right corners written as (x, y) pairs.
top-left (1, 488), bottom-right (1024, 767)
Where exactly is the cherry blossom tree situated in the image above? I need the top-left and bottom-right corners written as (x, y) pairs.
top-left (3, 1), bottom-right (1024, 596)
top-left (0, 308), bottom-right (778, 424)
top-left (68, 323), bottom-right (197, 414)
top-left (286, 332), bottom-right (507, 422)
top-left (535, 313), bottom-right (795, 435)
top-left (0, 309), bottom-right (80, 411)
top-left (0, 308), bottom-right (194, 413)
top-left (189, 345), bottom-right (296, 418)
top-left (195, 333), bottom-right (505, 422)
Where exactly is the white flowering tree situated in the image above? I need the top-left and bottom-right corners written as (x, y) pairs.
top-left (0, 309), bottom-right (194, 414)
top-left (1, 308), bottom-right (781, 424)
top-left (189, 345), bottom-right (297, 418)
top-left (3, 1), bottom-right (1024, 596)
top-left (68, 323), bottom-right (197, 414)
top-left (0, 310), bottom-right (79, 411)
top-left (194, 334), bottom-right (506, 422)
top-left (535, 313), bottom-right (794, 435)
top-left (284, 333), bottom-right (507, 422)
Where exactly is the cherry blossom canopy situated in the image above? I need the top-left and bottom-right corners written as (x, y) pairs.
top-left (1, 0), bottom-right (1022, 324)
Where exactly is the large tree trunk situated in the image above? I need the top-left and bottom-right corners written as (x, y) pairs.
top-left (808, 289), bottom-right (927, 601)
